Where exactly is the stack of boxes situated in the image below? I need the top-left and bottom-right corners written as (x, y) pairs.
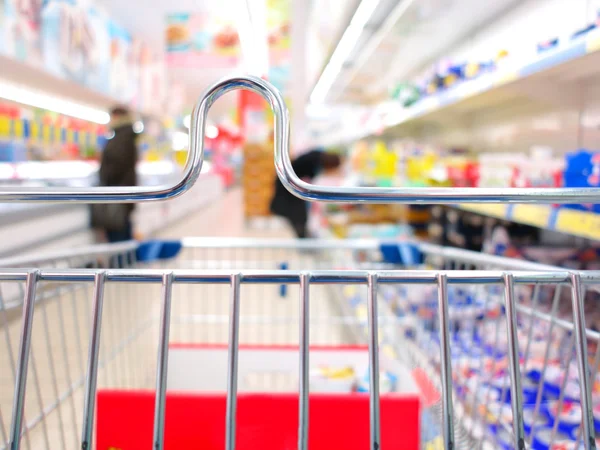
top-left (243, 143), bottom-right (276, 219)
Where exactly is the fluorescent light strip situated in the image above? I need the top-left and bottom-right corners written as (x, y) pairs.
top-left (310, 0), bottom-right (381, 104)
top-left (236, 0), bottom-right (268, 76)
top-left (333, 0), bottom-right (416, 100)
top-left (0, 80), bottom-right (110, 124)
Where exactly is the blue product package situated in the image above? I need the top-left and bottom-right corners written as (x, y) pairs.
top-left (490, 374), bottom-right (512, 403)
top-left (523, 403), bottom-right (551, 435)
top-left (522, 378), bottom-right (541, 405)
top-left (537, 38), bottom-right (559, 53)
top-left (572, 24), bottom-right (597, 40)
top-left (526, 365), bottom-right (543, 384)
top-left (0, 141), bottom-right (27, 162)
top-left (548, 401), bottom-right (583, 440)
top-left (542, 365), bottom-right (566, 400)
top-left (136, 240), bottom-right (182, 262)
top-left (564, 150), bottom-right (600, 186)
top-left (379, 242), bottom-right (422, 265)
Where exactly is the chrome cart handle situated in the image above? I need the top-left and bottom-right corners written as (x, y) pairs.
top-left (1, 74), bottom-right (599, 203)
top-left (0, 75), bottom-right (286, 203)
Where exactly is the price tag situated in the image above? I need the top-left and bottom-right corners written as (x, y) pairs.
top-left (494, 70), bottom-right (518, 87)
top-left (555, 208), bottom-right (600, 240)
top-left (459, 204), bottom-right (507, 218)
top-left (511, 205), bottom-right (551, 228)
top-left (425, 437), bottom-right (444, 450)
top-left (587, 32), bottom-right (600, 53)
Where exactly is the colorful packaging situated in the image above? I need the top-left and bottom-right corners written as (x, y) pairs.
top-left (390, 83), bottom-right (420, 107)
top-left (356, 369), bottom-right (397, 394)
top-left (543, 366), bottom-right (581, 402)
top-left (309, 366), bottom-right (356, 393)
top-left (523, 404), bottom-right (551, 435)
top-left (531, 426), bottom-right (575, 450)
top-left (548, 401), bottom-right (583, 439)
top-left (370, 140), bottom-right (397, 184)
top-left (537, 38), bottom-right (559, 53)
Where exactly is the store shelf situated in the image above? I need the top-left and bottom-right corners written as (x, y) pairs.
top-left (0, 55), bottom-right (161, 118)
top-left (348, 29), bottom-right (600, 142)
top-left (457, 203), bottom-right (600, 240)
top-left (0, 55), bottom-right (117, 112)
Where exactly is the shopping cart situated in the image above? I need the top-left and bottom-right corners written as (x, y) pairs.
top-left (1, 74), bottom-right (600, 450)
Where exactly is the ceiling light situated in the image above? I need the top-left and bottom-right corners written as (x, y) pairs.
top-left (172, 131), bottom-right (189, 151)
top-left (133, 121), bottom-right (144, 133)
top-left (206, 125), bottom-right (219, 139)
top-left (310, 0), bottom-right (380, 104)
top-left (335, 0), bottom-right (416, 99)
top-left (0, 80), bottom-right (110, 124)
top-left (236, 0), bottom-right (268, 76)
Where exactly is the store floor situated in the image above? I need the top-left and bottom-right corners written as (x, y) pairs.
top-left (0, 188), bottom-right (359, 450)
top-left (156, 187), bottom-right (293, 239)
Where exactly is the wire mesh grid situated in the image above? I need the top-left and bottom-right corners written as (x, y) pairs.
top-left (0, 238), bottom-right (599, 450)
top-left (0, 240), bottom-right (383, 450)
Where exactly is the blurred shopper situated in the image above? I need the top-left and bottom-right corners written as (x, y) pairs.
top-left (270, 149), bottom-right (341, 238)
top-left (91, 106), bottom-right (138, 243)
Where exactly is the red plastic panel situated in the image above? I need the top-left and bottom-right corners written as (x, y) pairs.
top-left (97, 390), bottom-right (420, 450)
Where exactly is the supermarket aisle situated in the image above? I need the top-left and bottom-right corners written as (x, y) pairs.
top-left (156, 188), bottom-right (293, 239)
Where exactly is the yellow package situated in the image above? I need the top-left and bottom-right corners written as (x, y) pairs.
top-left (406, 152), bottom-right (436, 184)
top-left (372, 140), bottom-right (397, 179)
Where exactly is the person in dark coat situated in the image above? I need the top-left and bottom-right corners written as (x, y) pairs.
top-left (96, 106), bottom-right (138, 242)
top-left (270, 149), bottom-right (341, 238)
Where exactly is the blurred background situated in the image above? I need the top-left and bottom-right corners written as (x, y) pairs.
top-left (1, 0), bottom-right (600, 257)
top-left (3, 0), bottom-right (600, 449)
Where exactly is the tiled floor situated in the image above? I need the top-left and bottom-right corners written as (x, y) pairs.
top-left (0, 189), bottom-right (360, 450)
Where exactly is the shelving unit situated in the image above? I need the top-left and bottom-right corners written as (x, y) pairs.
top-left (458, 203), bottom-right (600, 241)
top-left (0, 56), bottom-right (116, 116)
top-left (328, 29), bottom-right (600, 144)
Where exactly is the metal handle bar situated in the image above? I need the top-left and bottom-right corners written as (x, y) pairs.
top-left (1, 74), bottom-right (599, 203)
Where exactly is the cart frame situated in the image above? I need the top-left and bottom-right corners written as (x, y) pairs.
top-left (1, 75), bottom-right (600, 450)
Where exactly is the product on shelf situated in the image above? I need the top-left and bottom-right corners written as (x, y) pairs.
top-left (370, 140), bottom-right (396, 185)
top-left (340, 260), bottom-right (600, 449)
top-left (425, 73), bottom-right (445, 95)
top-left (356, 369), bottom-right (398, 394)
top-left (310, 366), bottom-right (356, 393)
top-left (243, 143), bottom-right (276, 218)
top-left (0, 102), bottom-right (109, 162)
top-left (442, 64), bottom-right (464, 89)
top-left (537, 38), bottom-right (559, 53)
top-left (390, 82), bottom-right (421, 107)
top-left (571, 11), bottom-right (600, 41)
